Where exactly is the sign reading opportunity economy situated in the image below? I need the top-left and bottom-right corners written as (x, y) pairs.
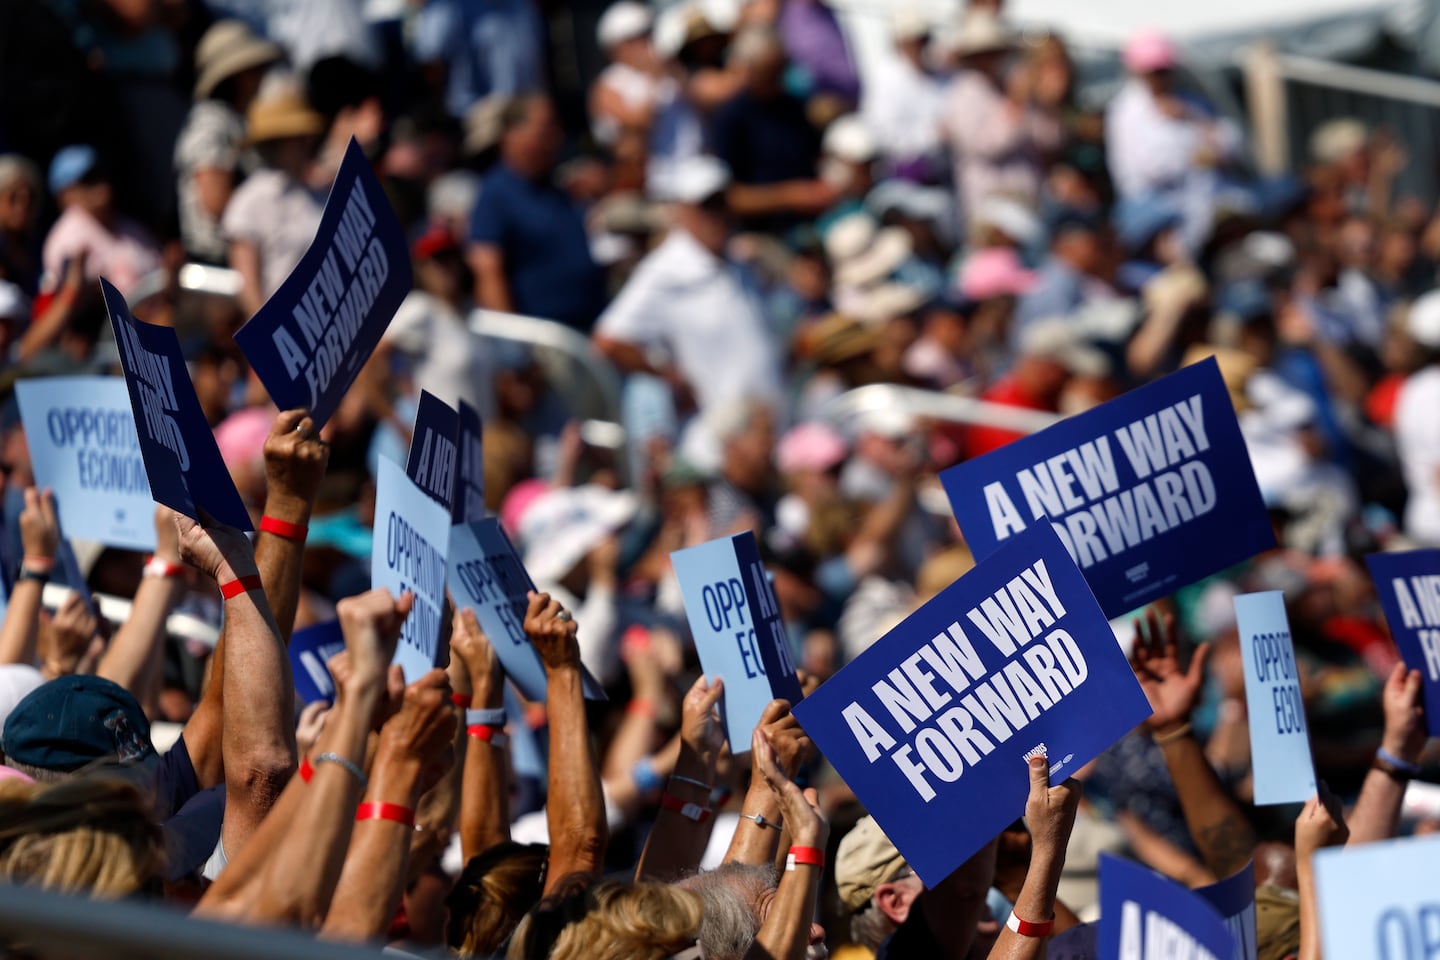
top-left (448, 518), bottom-right (605, 702)
top-left (792, 522), bottom-right (1151, 886)
top-left (235, 137), bottom-right (412, 429)
top-left (102, 279), bottom-right (252, 530)
top-left (372, 456), bottom-right (451, 684)
top-left (1366, 549), bottom-right (1440, 735)
top-left (1100, 853), bottom-right (1235, 960)
top-left (1313, 832), bottom-right (1440, 959)
top-left (672, 531), bottom-right (804, 749)
top-left (15, 376), bottom-right (155, 551)
top-left (941, 358), bottom-right (1273, 618)
top-left (1234, 591), bottom-right (1315, 806)
top-left (453, 400), bottom-right (485, 524)
top-left (405, 391), bottom-right (459, 511)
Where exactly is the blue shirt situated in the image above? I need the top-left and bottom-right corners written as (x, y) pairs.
top-left (411, 0), bottom-right (545, 117)
top-left (712, 90), bottom-right (820, 231)
top-left (470, 165), bottom-right (605, 331)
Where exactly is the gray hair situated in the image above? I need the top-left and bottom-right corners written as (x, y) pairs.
top-left (0, 154), bottom-right (40, 194)
top-left (728, 26), bottom-right (783, 69)
top-left (849, 900), bottom-right (896, 952)
top-left (679, 863), bottom-right (776, 960)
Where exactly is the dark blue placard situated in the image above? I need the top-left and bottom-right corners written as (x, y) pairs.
top-left (234, 138), bottom-right (412, 429)
top-left (448, 518), bottom-right (605, 701)
top-left (791, 522), bottom-right (1151, 886)
top-left (941, 358), bottom-right (1273, 618)
top-left (1100, 854), bottom-right (1235, 960)
top-left (290, 620), bottom-right (346, 705)
top-left (1366, 549), bottom-right (1440, 736)
top-left (103, 279), bottom-right (252, 530)
top-left (404, 390), bottom-right (459, 511)
top-left (671, 531), bottom-right (804, 748)
top-left (1196, 862), bottom-right (1257, 960)
top-left (453, 400), bottom-right (485, 524)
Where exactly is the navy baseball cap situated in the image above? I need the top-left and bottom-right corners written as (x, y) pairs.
top-left (2, 675), bottom-right (155, 773)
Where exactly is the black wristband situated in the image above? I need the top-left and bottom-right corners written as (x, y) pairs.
top-left (17, 567), bottom-right (49, 585)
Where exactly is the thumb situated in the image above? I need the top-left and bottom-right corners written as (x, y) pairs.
top-left (702, 676), bottom-right (725, 708)
top-left (1028, 754), bottom-right (1050, 797)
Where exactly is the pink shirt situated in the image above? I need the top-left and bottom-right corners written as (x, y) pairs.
top-left (42, 206), bottom-right (162, 299)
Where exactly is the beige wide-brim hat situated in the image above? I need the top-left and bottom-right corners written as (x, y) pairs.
top-left (194, 20), bottom-right (283, 100)
top-left (953, 10), bottom-right (1014, 57)
top-left (247, 90), bottom-right (326, 144)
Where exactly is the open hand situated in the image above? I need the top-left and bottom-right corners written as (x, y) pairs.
top-left (753, 726), bottom-right (828, 848)
top-left (1131, 608), bottom-right (1209, 734)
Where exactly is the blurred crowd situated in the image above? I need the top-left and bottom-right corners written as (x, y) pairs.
top-left (0, 0), bottom-right (1439, 957)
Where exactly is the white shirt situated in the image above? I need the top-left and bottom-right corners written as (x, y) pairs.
top-left (220, 168), bottom-right (327, 298)
top-left (1104, 79), bottom-right (1241, 200)
top-left (861, 53), bottom-right (946, 163)
top-left (383, 292), bottom-right (497, 420)
top-left (592, 63), bottom-right (668, 146)
top-left (597, 229), bottom-right (783, 414)
top-left (1396, 366), bottom-right (1440, 545)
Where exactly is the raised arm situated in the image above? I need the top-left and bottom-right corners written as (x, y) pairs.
top-left (1133, 610), bottom-right (1257, 878)
top-left (725, 699), bottom-right (812, 868)
top-left (987, 758), bottom-right (1082, 960)
top-left (0, 488), bottom-right (58, 667)
top-left (175, 512), bottom-right (296, 858)
top-left (98, 506), bottom-right (187, 707)
top-left (254, 409), bottom-right (330, 641)
top-left (322, 667), bottom-right (457, 941)
top-left (1348, 664), bottom-right (1427, 845)
top-left (636, 674), bottom-right (725, 881)
top-left (1295, 785), bottom-right (1349, 960)
top-left (453, 607), bottom-right (511, 861)
top-left (525, 591), bottom-right (608, 890)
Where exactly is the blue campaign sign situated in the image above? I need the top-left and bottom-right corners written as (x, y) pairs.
top-left (1233, 591), bottom-right (1315, 805)
top-left (1366, 550), bottom-right (1440, 736)
top-left (453, 400), bottom-right (485, 524)
top-left (16, 377), bottom-right (155, 551)
top-left (940, 358), bottom-right (1273, 618)
top-left (53, 535), bottom-right (95, 612)
top-left (1314, 833), bottom-right (1440, 959)
top-left (103, 279), bottom-right (251, 530)
top-left (672, 531), bottom-right (804, 749)
top-left (448, 518), bottom-right (604, 702)
top-left (234, 138), bottom-right (412, 429)
top-left (405, 391), bottom-right (459, 511)
top-left (290, 620), bottom-right (346, 705)
top-left (1196, 862), bottom-right (1257, 960)
top-left (1100, 853), bottom-right (1235, 960)
top-left (371, 456), bottom-right (452, 684)
top-left (791, 522), bottom-right (1151, 886)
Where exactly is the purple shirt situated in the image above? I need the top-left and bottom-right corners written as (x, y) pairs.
top-left (778, 0), bottom-right (858, 101)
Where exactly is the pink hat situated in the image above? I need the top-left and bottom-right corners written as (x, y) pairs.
top-left (959, 247), bottom-right (1037, 301)
top-left (500, 478), bottom-right (550, 540)
top-left (1124, 28), bottom-right (1177, 74)
top-left (0, 764), bottom-right (34, 785)
top-left (777, 422), bottom-right (849, 474)
top-left (214, 406), bottom-right (274, 473)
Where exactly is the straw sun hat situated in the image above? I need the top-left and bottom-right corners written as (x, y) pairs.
top-left (194, 20), bottom-right (283, 100)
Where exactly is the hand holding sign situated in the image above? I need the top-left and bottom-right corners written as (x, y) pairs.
top-left (523, 590), bottom-right (582, 672)
top-left (681, 675), bottom-right (726, 771)
top-left (1381, 663), bottom-right (1427, 767)
top-left (1131, 608), bottom-right (1212, 734)
top-left (1295, 785), bottom-right (1349, 860)
top-left (756, 699), bottom-right (813, 780)
top-left (42, 592), bottom-right (104, 677)
top-left (263, 409), bottom-right (330, 519)
top-left (1024, 754), bottom-right (1082, 865)
top-left (450, 607), bottom-right (503, 710)
top-left (337, 588), bottom-right (414, 692)
top-left (19, 488), bottom-right (59, 567)
top-left (175, 511), bottom-right (259, 585)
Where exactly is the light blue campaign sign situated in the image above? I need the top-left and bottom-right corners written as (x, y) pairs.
top-left (791, 523), bottom-right (1151, 886)
top-left (1100, 853), bottom-right (1235, 960)
top-left (941, 358), bottom-right (1273, 618)
top-left (372, 457), bottom-right (452, 684)
top-left (448, 519), bottom-right (605, 702)
top-left (16, 377), bottom-right (155, 551)
top-left (103, 279), bottom-right (252, 530)
top-left (1196, 862), bottom-right (1257, 960)
top-left (453, 400), bottom-right (485, 524)
top-left (405, 390), bottom-right (459, 511)
top-left (1234, 591), bottom-right (1315, 805)
top-left (1314, 832), bottom-right (1440, 959)
top-left (1366, 550), bottom-right (1440, 736)
top-left (672, 532), bottom-right (804, 749)
top-left (235, 138), bottom-right (412, 429)
top-left (290, 620), bottom-right (346, 705)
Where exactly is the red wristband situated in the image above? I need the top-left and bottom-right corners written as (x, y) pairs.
top-left (467, 724), bottom-right (508, 746)
top-left (22, 556), bottom-right (55, 571)
top-left (627, 699), bottom-right (657, 718)
top-left (299, 756), bottom-right (313, 783)
top-left (260, 515), bottom-right (308, 541)
top-left (660, 793), bottom-right (713, 823)
top-left (1006, 913), bottom-right (1054, 938)
top-left (786, 846), bottom-right (825, 870)
top-left (356, 802), bottom-right (415, 827)
top-left (451, 692), bottom-right (473, 709)
top-left (143, 556), bottom-right (185, 579)
top-left (219, 574), bottom-right (263, 600)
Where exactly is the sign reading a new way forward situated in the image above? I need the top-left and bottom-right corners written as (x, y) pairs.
top-left (941, 358), bottom-right (1272, 618)
top-left (235, 137), bottom-right (411, 429)
top-left (793, 522), bottom-right (1151, 886)
top-left (1366, 549), bottom-right (1440, 735)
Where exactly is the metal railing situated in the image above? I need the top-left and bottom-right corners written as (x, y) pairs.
top-left (819, 383), bottom-right (1063, 435)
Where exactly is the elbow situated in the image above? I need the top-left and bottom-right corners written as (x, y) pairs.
top-left (233, 747), bottom-right (298, 811)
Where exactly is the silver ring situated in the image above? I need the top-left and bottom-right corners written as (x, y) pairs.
top-left (295, 423), bottom-right (309, 438)
top-left (556, 610), bottom-right (573, 623)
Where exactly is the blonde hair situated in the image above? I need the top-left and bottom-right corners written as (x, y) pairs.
top-left (508, 879), bottom-right (704, 960)
top-left (0, 777), bottom-right (164, 898)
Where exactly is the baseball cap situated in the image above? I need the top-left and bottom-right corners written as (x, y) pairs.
top-left (959, 247), bottom-right (1037, 301)
top-left (47, 145), bottom-right (99, 195)
top-left (2, 675), bottom-right (155, 774)
top-left (836, 816), bottom-right (909, 913)
top-left (598, 1), bottom-right (653, 49)
top-left (1123, 28), bottom-right (1178, 74)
